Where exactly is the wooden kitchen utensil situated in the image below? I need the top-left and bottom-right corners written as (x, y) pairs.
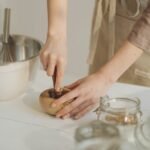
top-left (52, 67), bottom-right (62, 97)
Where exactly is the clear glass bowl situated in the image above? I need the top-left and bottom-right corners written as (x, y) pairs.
top-left (135, 117), bottom-right (150, 150)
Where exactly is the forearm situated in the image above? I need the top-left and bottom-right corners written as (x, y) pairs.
top-left (98, 41), bottom-right (143, 84)
top-left (47, 0), bottom-right (67, 38)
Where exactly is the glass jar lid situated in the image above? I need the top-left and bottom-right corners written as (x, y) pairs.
top-left (75, 120), bottom-right (121, 150)
top-left (75, 120), bottom-right (120, 143)
top-left (100, 97), bottom-right (141, 113)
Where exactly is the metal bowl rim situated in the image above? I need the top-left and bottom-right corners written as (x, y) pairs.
top-left (0, 34), bottom-right (43, 67)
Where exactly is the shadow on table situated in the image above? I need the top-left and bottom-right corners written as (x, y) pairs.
top-left (22, 87), bottom-right (43, 114)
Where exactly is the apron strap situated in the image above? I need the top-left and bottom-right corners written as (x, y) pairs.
top-left (87, 0), bottom-right (117, 64)
top-left (88, 0), bottom-right (103, 64)
top-left (108, 0), bottom-right (117, 59)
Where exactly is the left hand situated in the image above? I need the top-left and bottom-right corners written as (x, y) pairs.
top-left (51, 72), bottom-right (111, 119)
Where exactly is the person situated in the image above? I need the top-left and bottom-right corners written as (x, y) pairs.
top-left (40, 0), bottom-right (150, 120)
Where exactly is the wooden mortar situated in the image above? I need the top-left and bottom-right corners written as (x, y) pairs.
top-left (39, 88), bottom-right (71, 116)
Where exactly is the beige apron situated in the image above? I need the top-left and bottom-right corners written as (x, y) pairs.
top-left (88, 0), bottom-right (150, 87)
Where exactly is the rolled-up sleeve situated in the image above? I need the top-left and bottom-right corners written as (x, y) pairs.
top-left (128, 3), bottom-right (150, 54)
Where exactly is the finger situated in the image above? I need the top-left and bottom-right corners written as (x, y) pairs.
top-left (47, 55), bottom-right (56, 76)
top-left (55, 61), bottom-right (65, 91)
top-left (65, 79), bottom-right (81, 90)
top-left (73, 104), bottom-right (95, 120)
top-left (70, 100), bottom-right (92, 117)
top-left (56, 97), bottom-right (86, 118)
top-left (40, 51), bottom-right (49, 70)
top-left (63, 100), bottom-right (92, 119)
top-left (51, 88), bottom-right (79, 107)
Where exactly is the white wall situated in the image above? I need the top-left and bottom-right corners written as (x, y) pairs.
top-left (0, 0), bottom-right (94, 78)
top-left (68, 0), bottom-right (94, 77)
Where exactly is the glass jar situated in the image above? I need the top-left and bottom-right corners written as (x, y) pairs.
top-left (75, 120), bottom-right (120, 150)
top-left (135, 117), bottom-right (150, 150)
top-left (95, 97), bottom-right (142, 143)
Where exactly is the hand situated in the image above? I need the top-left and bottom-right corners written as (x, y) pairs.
top-left (51, 72), bottom-right (112, 119)
top-left (40, 35), bottom-right (67, 90)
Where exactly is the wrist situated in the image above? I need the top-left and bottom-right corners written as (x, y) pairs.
top-left (96, 69), bottom-right (116, 87)
top-left (48, 19), bottom-right (67, 37)
top-left (47, 27), bottom-right (67, 41)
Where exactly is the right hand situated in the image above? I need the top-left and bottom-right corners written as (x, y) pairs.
top-left (40, 35), bottom-right (67, 91)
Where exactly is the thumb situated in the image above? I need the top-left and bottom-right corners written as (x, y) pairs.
top-left (65, 79), bottom-right (82, 90)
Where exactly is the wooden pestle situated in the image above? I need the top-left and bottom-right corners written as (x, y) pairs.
top-left (50, 68), bottom-right (62, 98)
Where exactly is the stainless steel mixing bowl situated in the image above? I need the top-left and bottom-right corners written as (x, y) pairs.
top-left (0, 34), bottom-right (43, 100)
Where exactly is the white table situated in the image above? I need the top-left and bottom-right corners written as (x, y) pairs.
top-left (0, 70), bottom-right (150, 150)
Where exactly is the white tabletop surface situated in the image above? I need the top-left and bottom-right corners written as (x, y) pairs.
top-left (0, 70), bottom-right (150, 150)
